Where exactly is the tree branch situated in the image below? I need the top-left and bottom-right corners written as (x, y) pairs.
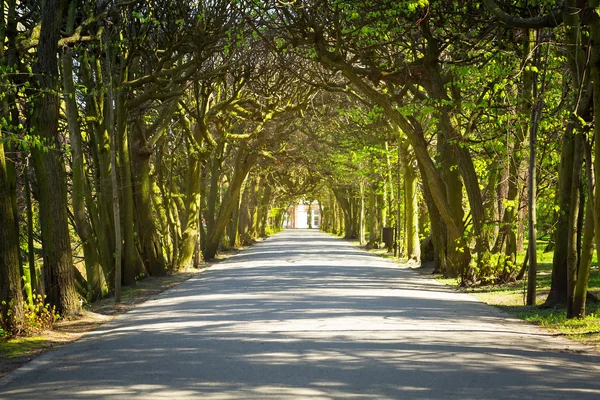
top-left (481, 0), bottom-right (563, 29)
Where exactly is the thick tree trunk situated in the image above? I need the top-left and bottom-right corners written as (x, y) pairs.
top-left (400, 140), bottom-right (420, 262)
top-left (178, 158), bottom-right (202, 269)
top-left (589, 0), bottom-right (600, 313)
top-left (206, 140), bottom-right (226, 241)
top-left (421, 176), bottom-right (447, 273)
top-left (131, 119), bottom-right (166, 276)
top-left (257, 181), bottom-right (272, 237)
top-left (238, 179), bottom-right (252, 245)
top-left (116, 96), bottom-right (146, 285)
top-left (546, 129), bottom-right (574, 306)
top-left (0, 135), bottom-right (24, 331)
top-left (0, 0), bottom-right (24, 328)
top-left (566, 134), bottom-right (583, 316)
top-left (30, 0), bottom-right (80, 316)
top-left (81, 54), bottom-right (116, 285)
top-left (204, 145), bottom-right (257, 259)
top-left (334, 188), bottom-right (357, 239)
top-left (546, 0), bottom-right (589, 307)
top-left (228, 187), bottom-right (242, 248)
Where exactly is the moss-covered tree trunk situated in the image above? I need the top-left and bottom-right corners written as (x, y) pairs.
top-left (206, 140), bottom-right (226, 241)
top-left (0, 0), bottom-right (24, 328)
top-left (115, 93), bottom-right (146, 285)
top-left (330, 191), bottom-right (339, 234)
top-left (400, 140), bottom-right (420, 262)
top-left (61, 2), bottom-right (103, 300)
top-left (238, 178), bottom-right (252, 245)
top-left (178, 156), bottom-right (203, 269)
top-left (572, 140), bottom-right (596, 318)
top-left (204, 145), bottom-right (257, 259)
top-left (131, 118), bottom-right (166, 277)
top-left (228, 183), bottom-right (242, 248)
top-left (367, 183), bottom-right (378, 247)
top-left (31, 0), bottom-right (79, 316)
top-left (81, 53), bottom-right (116, 286)
top-left (257, 180), bottom-right (272, 237)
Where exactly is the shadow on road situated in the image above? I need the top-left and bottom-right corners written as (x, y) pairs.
top-left (2, 230), bottom-right (599, 399)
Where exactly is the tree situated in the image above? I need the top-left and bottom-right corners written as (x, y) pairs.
top-left (30, 0), bottom-right (79, 316)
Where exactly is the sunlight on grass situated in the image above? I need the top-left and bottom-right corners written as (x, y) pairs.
top-left (0, 336), bottom-right (47, 359)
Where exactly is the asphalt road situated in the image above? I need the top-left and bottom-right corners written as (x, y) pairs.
top-left (1, 229), bottom-right (599, 399)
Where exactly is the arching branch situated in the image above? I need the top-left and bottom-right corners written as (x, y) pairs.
top-left (482, 0), bottom-right (563, 29)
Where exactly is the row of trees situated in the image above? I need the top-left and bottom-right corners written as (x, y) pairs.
top-left (0, 0), bottom-right (317, 333)
top-left (263, 0), bottom-right (599, 319)
top-left (1, 0), bottom-right (599, 334)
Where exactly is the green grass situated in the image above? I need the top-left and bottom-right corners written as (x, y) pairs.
top-left (462, 246), bottom-right (600, 348)
top-left (0, 336), bottom-right (48, 359)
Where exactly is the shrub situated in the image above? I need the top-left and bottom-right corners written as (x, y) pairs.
top-left (0, 293), bottom-right (60, 337)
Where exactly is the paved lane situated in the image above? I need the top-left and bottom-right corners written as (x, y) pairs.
top-left (1, 230), bottom-right (599, 399)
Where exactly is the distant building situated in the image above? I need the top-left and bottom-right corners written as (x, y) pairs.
top-left (284, 201), bottom-right (320, 229)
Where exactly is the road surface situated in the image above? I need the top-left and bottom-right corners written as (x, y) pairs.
top-left (1, 229), bottom-right (599, 399)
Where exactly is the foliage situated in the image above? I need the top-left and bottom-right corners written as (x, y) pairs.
top-left (0, 294), bottom-right (60, 337)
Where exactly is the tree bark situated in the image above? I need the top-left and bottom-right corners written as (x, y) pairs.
top-left (62, 1), bottom-right (103, 300)
top-left (204, 145), bottom-right (258, 259)
top-left (131, 118), bottom-right (166, 276)
top-left (30, 0), bottom-right (80, 316)
top-left (566, 134), bottom-right (583, 316)
top-left (572, 140), bottom-right (596, 318)
top-left (0, 133), bottom-right (24, 331)
top-left (400, 140), bottom-right (420, 262)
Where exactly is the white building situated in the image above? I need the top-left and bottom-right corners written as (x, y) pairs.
top-left (285, 201), bottom-right (320, 229)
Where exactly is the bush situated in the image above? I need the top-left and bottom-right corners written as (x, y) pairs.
top-left (0, 293), bottom-right (60, 337)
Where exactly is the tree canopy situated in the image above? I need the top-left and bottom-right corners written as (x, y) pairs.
top-left (2, 0), bottom-right (600, 335)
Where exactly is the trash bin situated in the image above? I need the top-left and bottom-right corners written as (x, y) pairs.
top-left (382, 227), bottom-right (394, 248)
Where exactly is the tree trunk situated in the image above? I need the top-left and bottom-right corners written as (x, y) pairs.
top-left (572, 140), bottom-right (596, 318)
top-left (178, 157), bottom-right (202, 269)
top-left (359, 180), bottom-right (366, 245)
top-left (238, 179), bottom-right (252, 245)
top-left (81, 52), bottom-right (116, 285)
top-left (30, 0), bottom-right (79, 316)
top-left (367, 183), bottom-right (378, 246)
top-left (61, 3), bottom-right (103, 300)
top-left (131, 118), bottom-right (166, 276)
top-left (0, 133), bottom-right (24, 331)
top-left (546, 129), bottom-right (574, 306)
top-left (206, 140), bottom-right (226, 240)
top-left (24, 166), bottom-right (38, 295)
top-left (400, 140), bottom-right (420, 262)
top-left (204, 145), bottom-right (257, 259)
top-left (566, 134), bottom-right (583, 316)
top-left (257, 181), bottom-right (272, 237)
top-left (116, 96), bottom-right (146, 285)
top-left (228, 184), bottom-right (242, 248)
